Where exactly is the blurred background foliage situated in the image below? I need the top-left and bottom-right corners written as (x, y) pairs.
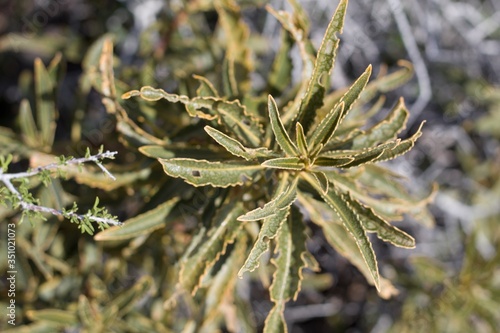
top-left (0, 0), bottom-right (499, 332)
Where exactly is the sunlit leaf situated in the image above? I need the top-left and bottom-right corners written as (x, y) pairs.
top-left (205, 126), bottom-right (274, 161)
top-left (296, 0), bottom-right (348, 133)
top-left (307, 102), bottom-right (344, 151)
top-left (159, 158), bottom-right (263, 187)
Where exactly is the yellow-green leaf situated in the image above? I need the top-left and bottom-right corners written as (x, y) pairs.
top-left (295, 122), bottom-right (308, 157)
top-left (338, 140), bottom-right (399, 168)
top-left (262, 157), bottom-right (305, 170)
top-left (18, 99), bottom-right (39, 148)
top-left (373, 121), bottom-right (425, 163)
top-left (307, 102), bottom-right (344, 152)
top-left (193, 74), bottom-right (219, 97)
top-left (159, 158), bottom-right (263, 187)
top-left (26, 309), bottom-right (78, 326)
top-left (94, 198), bottom-right (179, 241)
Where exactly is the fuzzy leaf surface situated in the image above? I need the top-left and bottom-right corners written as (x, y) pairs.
top-left (297, 0), bottom-right (347, 133)
top-left (159, 158), bottom-right (263, 187)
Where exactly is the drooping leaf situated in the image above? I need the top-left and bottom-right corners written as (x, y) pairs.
top-left (262, 157), bottom-right (305, 170)
top-left (238, 175), bottom-right (298, 221)
top-left (351, 97), bottom-right (409, 149)
top-left (204, 126), bottom-right (274, 161)
top-left (303, 173), bottom-right (380, 290)
top-left (268, 95), bottom-right (298, 156)
top-left (264, 206), bottom-right (308, 333)
top-left (94, 198), bottom-right (179, 241)
top-left (296, 0), bottom-right (348, 133)
top-left (159, 158), bottom-right (263, 187)
top-left (179, 202), bottom-right (244, 294)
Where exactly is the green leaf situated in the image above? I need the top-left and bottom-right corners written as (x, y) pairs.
top-left (18, 99), bottom-right (39, 148)
top-left (307, 102), bottom-right (344, 152)
top-left (204, 126), bottom-right (274, 161)
top-left (295, 122), bottom-right (308, 157)
top-left (159, 158), bottom-right (263, 187)
top-left (107, 275), bottom-right (153, 317)
top-left (264, 206), bottom-right (308, 333)
top-left (312, 156), bottom-right (353, 167)
top-left (268, 95), bottom-right (298, 156)
top-left (180, 202), bottom-right (244, 294)
top-left (338, 140), bottom-right (399, 168)
top-left (310, 171), bottom-right (329, 194)
top-left (268, 30), bottom-right (293, 93)
top-left (351, 97), bottom-right (409, 149)
top-left (296, 0), bottom-right (348, 133)
top-left (303, 173), bottom-right (380, 290)
top-left (238, 175), bottom-right (298, 221)
top-left (373, 121), bottom-right (425, 163)
top-left (94, 198), bottom-right (179, 241)
top-left (346, 195), bottom-right (415, 248)
top-left (336, 65), bottom-right (372, 123)
top-left (34, 58), bottom-right (57, 148)
top-left (262, 157), bottom-right (305, 170)
top-left (238, 207), bottom-right (289, 277)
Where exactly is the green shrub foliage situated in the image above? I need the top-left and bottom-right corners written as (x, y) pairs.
top-left (0, 0), bottom-right (436, 332)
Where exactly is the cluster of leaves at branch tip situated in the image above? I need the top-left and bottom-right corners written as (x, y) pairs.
top-left (108, 0), bottom-right (436, 330)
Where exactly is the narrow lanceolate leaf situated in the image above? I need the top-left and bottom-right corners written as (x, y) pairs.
top-left (94, 198), bottom-right (179, 241)
top-left (351, 97), bottom-right (409, 149)
top-left (268, 95), bottom-right (298, 156)
top-left (373, 121), bottom-right (425, 163)
top-left (347, 197), bottom-right (415, 248)
top-left (19, 99), bottom-right (39, 148)
top-left (264, 207), bottom-right (308, 333)
top-left (108, 275), bottom-right (153, 316)
top-left (303, 173), bottom-right (380, 290)
top-left (268, 30), bottom-right (293, 93)
top-left (34, 57), bottom-right (57, 147)
top-left (262, 157), bottom-right (305, 170)
top-left (204, 126), bottom-right (274, 161)
top-left (313, 156), bottom-right (353, 168)
top-left (307, 102), bottom-right (344, 151)
top-left (339, 140), bottom-right (399, 168)
top-left (295, 122), bottom-right (309, 157)
top-left (159, 158), bottom-right (263, 187)
top-left (180, 203), bottom-right (244, 294)
top-left (296, 0), bottom-right (348, 133)
top-left (238, 207), bottom-right (289, 277)
top-left (336, 65), bottom-right (372, 122)
top-left (238, 176), bottom-right (298, 221)
top-left (26, 309), bottom-right (78, 326)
